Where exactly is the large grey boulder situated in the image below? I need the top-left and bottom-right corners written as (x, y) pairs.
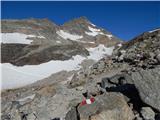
top-left (131, 67), bottom-right (160, 111)
top-left (78, 92), bottom-right (134, 120)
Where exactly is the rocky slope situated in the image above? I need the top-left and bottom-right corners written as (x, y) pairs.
top-left (1, 18), bottom-right (160, 120)
top-left (1, 17), bottom-right (121, 90)
top-left (70, 28), bottom-right (160, 120)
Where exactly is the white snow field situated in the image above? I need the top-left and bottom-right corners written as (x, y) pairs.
top-left (1, 44), bottom-right (114, 90)
top-left (85, 26), bottom-right (113, 39)
top-left (0, 33), bottom-right (45, 44)
top-left (1, 55), bottom-right (85, 90)
top-left (85, 26), bottom-right (101, 36)
top-left (87, 44), bottom-right (114, 61)
top-left (56, 30), bottom-right (95, 43)
top-left (56, 30), bottom-right (83, 41)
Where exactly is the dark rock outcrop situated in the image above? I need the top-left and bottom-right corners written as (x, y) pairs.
top-left (2, 43), bottom-right (89, 66)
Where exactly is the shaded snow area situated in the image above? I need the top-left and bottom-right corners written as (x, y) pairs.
top-left (87, 44), bottom-right (114, 61)
top-left (0, 33), bottom-right (45, 44)
top-left (85, 26), bottom-right (113, 39)
top-left (56, 30), bottom-right (83, 41)
top-left (1, 44), bottom-right (114, 90)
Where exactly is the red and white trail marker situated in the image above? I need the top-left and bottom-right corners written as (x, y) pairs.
top-left (80, 97), bottom-right (95, 106)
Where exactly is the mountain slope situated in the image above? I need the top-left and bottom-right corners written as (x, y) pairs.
top-left (1, 17), bottom-right (121, 90)
top-left (1, 28), bottom-right (160, 120)
top-left (1, 17), bottom-right (121, 66)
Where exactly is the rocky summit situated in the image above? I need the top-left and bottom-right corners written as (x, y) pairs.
top-left (1, 17), bottom-right (160, 120)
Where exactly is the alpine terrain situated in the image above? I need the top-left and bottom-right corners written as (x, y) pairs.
top-left (1, 17), bottom-right (160, 120)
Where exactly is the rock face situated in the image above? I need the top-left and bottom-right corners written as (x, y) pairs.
top-left (2, 43), bottom-right (89, 66)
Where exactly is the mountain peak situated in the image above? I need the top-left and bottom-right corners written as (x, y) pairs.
top-left (73, 16), bottom-right (89, 22)
top-left (63, 16), bottom-right (90, 26)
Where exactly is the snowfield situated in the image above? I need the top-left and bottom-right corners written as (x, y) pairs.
top-left (88, 26), bottom-right (101, 32)
top-left (85, 26), bottom-right (101, 36)
top-left (56, 30), bottom-right (83, 41)
top-left (87, 44), bottom-right (114, 61)
top-left (56, 30), bottom-right (95, 43)
top-left (85, 26), bottom-right (113, 39)
top-left (0, 33), bottom-right (45, 44)
top-left (1, 55), bottom-right (85, 90)
top-left (1, 44), bottom-right (114, 90)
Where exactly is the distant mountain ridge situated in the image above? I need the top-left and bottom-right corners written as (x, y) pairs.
top-left (1, 17), bottom-right (121, 66)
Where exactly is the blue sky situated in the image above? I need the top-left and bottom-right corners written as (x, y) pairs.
top-left (1, 1), bottom-right (160, 41)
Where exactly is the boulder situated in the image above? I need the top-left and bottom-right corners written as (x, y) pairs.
top-left (65, 107), bottom-right (78, 120)
top-left (141, 107), bottom-right (155, 120)
top-left (78, 92), bottom-right (134, 120)
top-left (131, 67), bottom-right (160, 111)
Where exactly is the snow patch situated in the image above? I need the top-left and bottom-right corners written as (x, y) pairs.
top-left (87, 44), bottom-right (114, 61)
top-left (56, 30), bottom-right (95, 43)
top-left (90, 23), bottom-right (96, 27)
top-left (85, 26), bottom-right (101, 36)
top-left (56, 30), bottom-right (83, 40)
top-left (56, 41), bottom-right (61, 44)
top-left (85, 26), bottom-right (113, 39)
top-left (67, 74), bottom-right (74, 81)
top-left (88, 26), bottom-right (101, 32)
top-left (36, 35), bottom-right (45, 39)
top-left (85, 31), bottom-right (98, 36)
top-left (105, 34), bottom-right (113, 39)
top-left (149, 28), bottom-right (160, 33)
top-left (1, 55), bottom-right (86, 90)
top-left (117, 43), bottom-right (122, 47)
top-left (0, 33), bottom-right (45, 44)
